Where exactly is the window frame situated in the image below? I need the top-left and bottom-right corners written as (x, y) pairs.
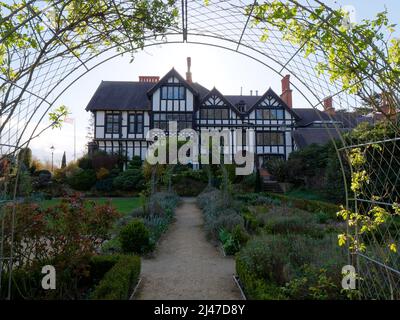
top-left (160, 85), bottom-right (186, 100)
top-left (105, 112), bottom-right (120, 134)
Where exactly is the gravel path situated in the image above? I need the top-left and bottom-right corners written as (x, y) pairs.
top-left (135, 198), bottom-right (242, 300)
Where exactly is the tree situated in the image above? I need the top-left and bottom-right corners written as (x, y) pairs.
top-left (17, 147), bottom-right (32, 171)
top-left (251, 1), bottom-right (400, 122)
top-left (61, 151), bottom-right (67, 169)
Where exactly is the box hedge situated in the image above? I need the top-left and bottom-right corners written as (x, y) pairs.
top-left (91, 255), bottom-right (141, 300)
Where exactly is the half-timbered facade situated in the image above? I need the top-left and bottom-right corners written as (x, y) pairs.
top-left (86, 59), bottom-right (363, 169)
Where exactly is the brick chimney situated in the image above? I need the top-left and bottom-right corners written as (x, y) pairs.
top-left (323, 96), bottom-right (335, 116)
top-left (186, 57), bottom-right (192, 83)
top-left (139, 76), bottom-right (160, 83)
top-left (280, 75), bottom-right (293, 108)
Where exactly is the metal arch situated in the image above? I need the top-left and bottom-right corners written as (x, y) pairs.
top-left (1, 0), bottom-right (399, 300)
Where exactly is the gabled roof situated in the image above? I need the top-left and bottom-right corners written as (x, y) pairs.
top-left (85, 81), bottom-right (153, 111)
top-left (247, 88), bottom-right (300, 119)
top-left (147, 68), bottom-right (199, 97)
top-left (225, 95), bottom-right (260, 113)
top-left (198, 87), bottom-right (242, 116)
top-left (292, 128), bottom-right (346, 149)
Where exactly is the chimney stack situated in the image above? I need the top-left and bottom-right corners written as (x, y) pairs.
top-left (281, 75), bottom-right (293, 108)
top-left (186, 57), bottom-right (192, 83)
top-left (250, 90), bottom-right (253, 96)
top-left (323, 96), bottom-right (335, 116)
top-left (139, 76), bottom-right (160, 83)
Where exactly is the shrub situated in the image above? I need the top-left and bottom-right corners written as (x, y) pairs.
top-left (236, 234), bottom-right (347, 300)
top-left (95, 178), bottom-right (114, 192)
top-left (92, 151), bottom-right (120, 171)
top-left (198, 188), bottom-right (244, 240)
top-left (67, 169), bottom-right (96, 191)
top-left (88, 255), bottom-right (121, 286)
top-left (219, 225), bottom-right (249, 256)
top-left (265, 158), bottom-right (288, 182)
top-left (128, 156), bottom-right (143, 170)
top-left (119, 219), bottom-right (151, 254)
top-left (265, 193), bottom-right (339, 219)
top-left (91, 255), bottom-right (141, 300)
top-left (113, 192), bottom-right (179, 253)
top-left (1, 195), bottom-right (120, 299)
top-left (96, 167), bottom-right (110, 180)
top-left (113, 169), bottom-right (144, 191)
top-left (77, 156), bottom-right (93, 170)
top-left (219, 229), bottom-right (238, 256)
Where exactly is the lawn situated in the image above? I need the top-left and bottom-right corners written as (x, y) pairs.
top-left (39, 197), bottom-right (142, 215)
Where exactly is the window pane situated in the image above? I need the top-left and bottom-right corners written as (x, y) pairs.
top-left (153, 114), bottom-right (160, 121)
top-left (168, 87), bottom-right (173, 99)
top-left (256, 110), bottom-right (262, 119)
top-left (215, 109), bottom-right (222, 118)
top-left (276, 110), bottom-right (284, 120)
top-left (106, 123), bottom-right (113, 133)
top-left (180, 87), bottom-right (185, 99)
top-left (137, 115), bottom-right (143, 134)
top-left (113, 115), bottom-right (119, 123)
top-left (162, 87), bottom-right (168, 99)
top-left (221, 109), bottom-right (229, 119)
top-left (278, 133), bottom-right (284, 145)
top-left (200, 109), bottom-right (207, 118)
top-left (270, 110), bottom-right (277, 120)
top-left (257, 133), bottom-right (263, 144)
top-left (174, 87), bottom-right (179, 99)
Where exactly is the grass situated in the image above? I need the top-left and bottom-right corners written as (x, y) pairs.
top-left (39, 197), bottom-right (142, 215)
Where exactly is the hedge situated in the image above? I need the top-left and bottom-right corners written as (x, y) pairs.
top-left (264, 192), bottom-right (340, 218)
top-left (91, 255), bottom-right (141, 300)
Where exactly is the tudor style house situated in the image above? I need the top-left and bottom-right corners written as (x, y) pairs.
top-left (85, 58), bottom-right (370, 168)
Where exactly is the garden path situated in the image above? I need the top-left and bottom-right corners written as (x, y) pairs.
top-left (135, 197), bottom-right (242, 300)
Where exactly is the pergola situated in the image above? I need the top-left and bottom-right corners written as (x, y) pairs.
top-left (0, 0), bottom-right (399, 299)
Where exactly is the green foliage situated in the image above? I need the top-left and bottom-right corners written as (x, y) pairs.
top-left (197, 188), bottom-right (244, 240)
top-left (17, 147), bottom-right (32, 170)
top-left (119, 219), bottom-right (151, 254)
top-left (172, 169), bottom-right (208, 196)
top-left (91, 255), bottom-right (141, 300)
top-left (219, 225), bottom-right (250, 255)
top-left (49, 106), bottom-right (69, 129)
top-left (67, 169), bottom-right (96, 191)
top-left (1, 194), bottom-right (120, 299)
top-left (89, 255), bottom-right (121, 285)
top-left (265, 158), bottom-right (288, 182)
top-left (251, 2), bottom-right (400, 96)
top-left (128, 156), bottom-right (143, 169)
top-left (112, 192), bottom-right (179, 253)
top-left (113, 169), bottom-right (144, 191)
top-left (78, 156), bottom-right (93, 170)
top-left (236, 234), bottom-right (347, 300)
top-left (265, 193), bottom-right (340, 219)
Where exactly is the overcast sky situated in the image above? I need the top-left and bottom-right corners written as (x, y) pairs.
top-left (27, 0), bottom-right (400, 165)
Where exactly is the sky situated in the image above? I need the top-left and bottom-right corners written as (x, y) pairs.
top-left (26, 0), bottom-right (400, 165)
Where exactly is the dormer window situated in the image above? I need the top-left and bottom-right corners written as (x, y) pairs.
top-left (161, 86), bottom-right (185, 100)
top-left (236, 100), bottom-right (246, 113)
